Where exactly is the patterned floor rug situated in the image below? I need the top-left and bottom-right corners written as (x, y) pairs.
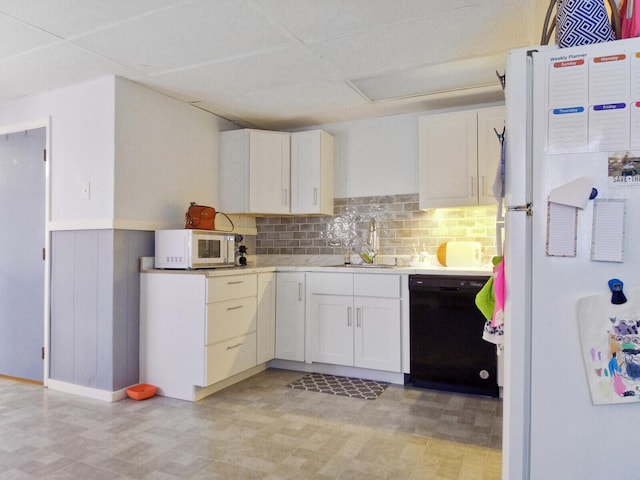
top-left (288, 372), bottom-right (388, 400)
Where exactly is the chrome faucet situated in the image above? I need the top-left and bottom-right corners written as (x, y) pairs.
top-left (367, 217), bottom-right (378, 264)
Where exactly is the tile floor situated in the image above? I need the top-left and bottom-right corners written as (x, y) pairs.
top-left (0, 369), bottom-right (502, 479)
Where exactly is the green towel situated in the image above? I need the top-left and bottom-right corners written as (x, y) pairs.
top-left (475, 276), bottom-right (495, 321)
top-left (475, 256), bottom-right (502, 321)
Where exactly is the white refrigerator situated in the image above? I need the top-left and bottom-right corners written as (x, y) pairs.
top-left (504, 38), bottom-right (640, 480)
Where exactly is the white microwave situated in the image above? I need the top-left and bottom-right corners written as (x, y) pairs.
top-left (155, 229), bottom-right (235, 269)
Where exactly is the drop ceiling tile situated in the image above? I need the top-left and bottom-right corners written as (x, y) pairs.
top-left (0, 13), bottom-right (60, 58)
top-left (254, 0), bottom-right (486, 42)
top-left (143, 45), bottom-right (337, 103)
top-left (194, 79), bottom-right (370, 129)
top-left (71, 0), bottom-right (295, 75)
top-left (308, 2), bottom-right (533, 79)
top-left (0, 0), bottom-right (187, 37)
top-left (231, 80), bottom-right (369, 114)
top-left (0, 43), bottom-right (141, 95)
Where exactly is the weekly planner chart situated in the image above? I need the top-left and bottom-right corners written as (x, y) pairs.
top-left (546, 49), bottom-right (640, 154)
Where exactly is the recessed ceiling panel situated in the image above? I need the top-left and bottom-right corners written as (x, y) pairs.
top-left (351, 54), bottom-right (506, 102)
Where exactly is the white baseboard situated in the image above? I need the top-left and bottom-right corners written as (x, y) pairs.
top-left (47, 379), bottom-right (129, 402)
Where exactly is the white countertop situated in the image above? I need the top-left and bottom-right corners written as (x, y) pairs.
top-left (142, 263), bottom-right (491, 277)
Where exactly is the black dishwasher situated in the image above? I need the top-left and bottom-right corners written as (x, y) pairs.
top-left (409, 274), bottom-right (498, 397)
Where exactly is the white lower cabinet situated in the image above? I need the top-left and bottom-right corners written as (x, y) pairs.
top-left (275, 272), bottom-right (305, 361)
top-left (308, 273), bottom-right (401, 373)
top-left (140, 271), bottom-right (260, 401)
top-left (310, 294), bottom-right (353, 366)
top-left (256, 272), bottom-right (276, 364)
top-left (353, 296), bottom-right (401, 371)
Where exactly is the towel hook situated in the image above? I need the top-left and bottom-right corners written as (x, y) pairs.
top-left (496, 70), bottom-right (506, 89)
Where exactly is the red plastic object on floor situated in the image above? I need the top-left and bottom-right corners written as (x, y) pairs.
top-left (126, 383), bottom-right (157, 400)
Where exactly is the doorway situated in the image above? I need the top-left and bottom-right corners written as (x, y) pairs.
top-left (0, 122), bottom-right (48, 383)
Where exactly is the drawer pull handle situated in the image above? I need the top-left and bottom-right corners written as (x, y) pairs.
top-left (227, 305), bottom-right (243, 311)
top-left (226, 343), bottom-right (243, 350)
top-left (227, 281), bottom-right (243, 285)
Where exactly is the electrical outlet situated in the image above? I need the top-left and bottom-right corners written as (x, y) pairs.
top-left (81, 182), bottom-right (90, 199)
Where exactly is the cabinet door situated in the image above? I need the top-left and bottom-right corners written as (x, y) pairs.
top-left (418, 110), bottom-right (478, 209)
top-left (290, 130), bottom-right (334, 215)
top-left (249, 130), bottom-right (290, 214)
top-left (354, 297), bottom-right (401, 372)
top-left (477, 106), bottom-right (505, 206)
top-left (257, 272), bottom-right (276, 364)
top-left (275, 272), bottom-right (306, 361)
top-left (310, 294), bottom-right (353, 366)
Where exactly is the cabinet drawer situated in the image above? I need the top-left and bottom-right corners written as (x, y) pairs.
top-left (307, 272), bottom-right (353, 295)
top-left (353, 274), bottom-right (400, 298)
top-left (206, 296), bottom-right (257, 345)
top-left (205, 332), bottom-right (256, 386)
top-left (207, 274), bottom-right (257, 302)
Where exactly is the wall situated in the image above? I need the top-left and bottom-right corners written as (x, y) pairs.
top-left (0, 76), bottom-right (116, 228)
top-left (256, 194), bottom-right (497, 263)
top-left (114, 78), bottom-right (236, 230)
top-left (50, 230), bottom-right (153, 390)
top-left (1, 76), bottom-right (230, 394)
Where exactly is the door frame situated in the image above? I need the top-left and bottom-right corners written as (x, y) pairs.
top-left (0, 117), bottom-right (51, 386)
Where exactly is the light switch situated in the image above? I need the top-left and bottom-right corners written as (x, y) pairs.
top-left (81, 182), bottom-right (90, 199)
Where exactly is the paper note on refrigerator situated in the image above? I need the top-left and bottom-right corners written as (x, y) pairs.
top-left (546, 201), bottom-right (577, 257)
top-left (591, 199), bottom-right (625, 262)
top-left (548, 176), bottom-right (595, 209)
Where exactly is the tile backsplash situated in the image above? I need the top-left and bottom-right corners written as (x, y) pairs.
top-left (255, 193), bottom-right (498, 263)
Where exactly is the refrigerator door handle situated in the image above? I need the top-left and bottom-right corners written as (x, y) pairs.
top-left (506, 202), bottom-right (533, 216)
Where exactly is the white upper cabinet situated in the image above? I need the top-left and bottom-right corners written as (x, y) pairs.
top-left (290, 130), bottom-right (334, 215)
top-left (219, 128), bottom-right (334, 215)
top-left (418, 106), bottom-right (505, 209)
top-left (219, 129), bottom-right (291, 215)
